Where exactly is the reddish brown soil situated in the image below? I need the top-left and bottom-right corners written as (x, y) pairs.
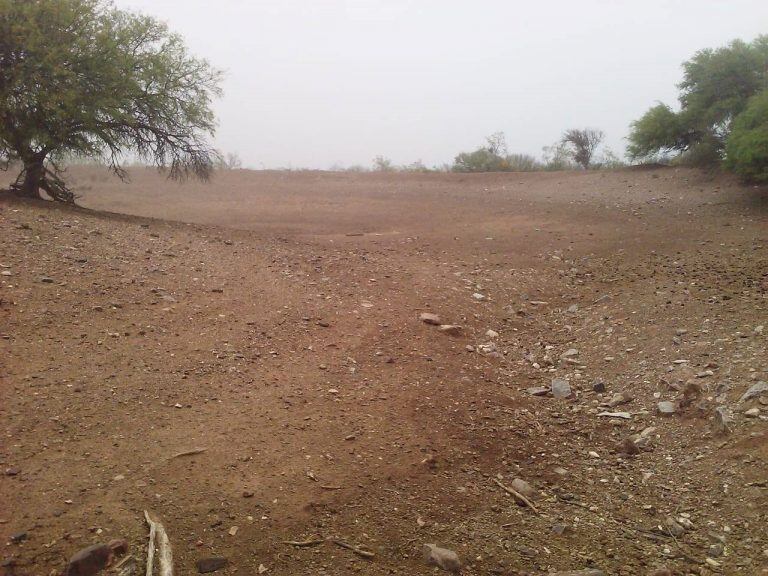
top-left (1, 168), bottom-right (767, 576)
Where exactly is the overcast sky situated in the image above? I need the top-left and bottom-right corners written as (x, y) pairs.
top-left (116, 0), bottom-right (768, 169)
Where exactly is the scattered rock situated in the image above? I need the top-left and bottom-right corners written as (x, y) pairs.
top-left (471, 292), bottom-right (486, 301)
top-left (657, 401), bottom-right (677, 415)
top-left (422, 544), bottom-right (461, 573)
top-left (598, 411), bottom-right (632, 420)
top-left (664, 517), bottom-right (685, 537)
top-left (618, 437), bottom-right (640, 455)
top-left (510, 478), bottom-right (538, 502)
top-left (560, 348), bottom-right (579, 359)
top-left (551, 378), bottom-right (572, 399)
top-left (605, 391), bottom-right (633, 407)
top-left (40, 277), bottom-right (54, 283)
top-left (107, 539), bottom-right (128, 556)
top-left (713, 406), bottom-right (733, 434)
top-left (437, 324), bottom-right (462, 336)
top-left (476, 342), bottom-right (498, 355)
top-left (485, 329), bottom-right (499, 339)
top-left (744, 407), bottom-right (760, 418)
top-left (708, 543), bottom-right (724, 558)
top-left (419, 312), bottom-right (441, 326)
top-left (648, 569), bottom-right (672, 576)
top-left (549, 570), bottom-right (605, 576)
top-left (4, 468), bottom-right (19, 476)
top-left (196, 557), bottom-right (228, 573)
top-left (63, 544), bottom-right (113, 576)
top-left (527, 386), bottom-right (550, 396)
top-left (739, 381), bottom-right (768, 403)
top-left (9, 532), bottom-right (27, 544)
top-left (592, 380), bottom-right (606, 393)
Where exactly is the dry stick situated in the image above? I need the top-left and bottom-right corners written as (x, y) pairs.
top-left (144, 510), bottom-right (173, 576)
top-left (145, 513), bottom-right (156, 576)
top-left (493, 479), bottom-right (540, 515)
top-left (320, 485), bottom-right (342, 490)
top-left (332, 540), bottom-right (376, 559)
top-left (113, 554), bottom-right (133, 570)
top-left (282, 538), bottom-right (325, 547)
top-left (169, 448), bottom-right (207, 460)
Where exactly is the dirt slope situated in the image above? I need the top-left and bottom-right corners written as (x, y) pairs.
top-left (1, 167), bottom-right (767, 575)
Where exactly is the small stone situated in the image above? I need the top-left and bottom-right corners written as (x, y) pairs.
top-left (567, 304), bottom-right (579, 313)
top-left (744, 407), bottom-right (760, 418)
top-left (9, 532), bottom-right (27, 544)
top-left (437, 324), bottom-right (462, 336)
top-left (592, 380), bottom-right (606, 393)
top-left (63, 544), bottom-right (112, 576)
top-left (657, 401), bottom-right (677, 415)
top-left (242, 490), bottom-right (255, 498)
top-left (423, 544), bottom-right (461, 573)
top-left (740, 381), bottom-right (768, 403)
top-left (551, 378), bottom-right (572, 399)
top-left (108, 539), bottom-right (128, 556)
top-left (560, 348), bottom-right (579, 359)
top-left (527, 386), bottom-right (549, 397)
top-left (228, 526), bottom-right (238, 536)
top-left (40, 277), bottom-right (54, 283)
top-left (708, 543), bottom-right (724, 557)
top-left (4, 468), bottom-right (19, 476)
top-left (471, 292), bottom-right (486, 301)
top-left (419, 312), bottom-right (441, 325)
top-left (196, 557), bottom-right (228, 573)
top-left (597, 411), bottom-right (632, 420)
top-left (0, 270), bottom-right (11, 276)
top-left (549, 570), bottom-right (605, 576)
top-left (713, 406), bottom-right (733, 434)
top-left (648, 569), bottom-right (672, 576)
top-left (664, 517), bottom-right (685, 537)
top-left (605, 391), bottom-right (633, 407)
top-left (258, 564), bottom-right (268, 574)
top-left (510, 478), bottom-right (538, 502)
top-left (485, 329), bottom-right (499, 339)
top-left (551, 523), bottom-right (569, 535)
top-left (618, 437), bottom-right (640, 455)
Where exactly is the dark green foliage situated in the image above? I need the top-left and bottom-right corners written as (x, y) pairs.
top-left (627, 36), bottom-right (768, 165)
top-left (0, 0), bottom-right (222, 201)
top-left (725, 89), bottom-right (768, 183)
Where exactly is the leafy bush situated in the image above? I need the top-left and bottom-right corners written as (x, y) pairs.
top-left (725, 89), bottom-right (768, 183)
top-left (627, 35), bottom-right (768, 165)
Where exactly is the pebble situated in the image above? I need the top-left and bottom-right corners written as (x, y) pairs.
top-left (196, 557), bottom-right (228, 573)
top-left (527, 386), bottom-right (549, 396)
top-left (549, 570), bottom-right (605, 576)
top-left (708, 543), bottom-right (724, 557)
top-left (739, 381), bottom-right (768, 403)
top-left (510, 478), bottom-right (538, 502)
top-left (560, 348), bottom-right (579, 359)
top-left (713, 406), bottom-right (733, 434)
top-left (551, 378), bottom-right (572, 399)
top-left (471, 292), bottom-right (486, 301)
top-left (485, 329), bottom-right (499, 339)
top-left (63, 544), bottom-right (113, 576)
top-left (419, 312), bottom-right (441, 325)
top-left (597, 411), bottom-right (632, 420)
top-left (744, 407), bottom-right (760, 418)
top-left (664, 517), bottom-right (685, 537)
top-left (437, 324), bottom-right (462, 336)
top-left (423, 544), bottom-right (461, 573)
top-left (657, 401), bottom-right (677, 415)
top-left (605, 391), bottom-right (633, 407)
top-left (592, 380), bottom-right (606, 393)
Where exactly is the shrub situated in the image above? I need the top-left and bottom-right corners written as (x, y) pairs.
top-left (725, 89), bottom-right (768, 183)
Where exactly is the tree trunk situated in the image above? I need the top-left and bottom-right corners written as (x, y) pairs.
top-left (19, 158), bottom-right (44, 199)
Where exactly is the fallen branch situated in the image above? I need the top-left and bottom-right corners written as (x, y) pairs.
top-left (282, 537), bottom-right (325, 547)
top-left (144, 510), bottom-right (173, 576)
top-left (320, 485), bottom-right (342, 490)
top-left (332, 539), bottom-right (375, 559)
top-left (169, 448), bottom-right (206, 460)
top-left (493, 479), bottom-right (540, 515)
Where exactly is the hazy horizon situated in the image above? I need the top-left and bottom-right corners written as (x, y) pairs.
top-left (116, 0), bottom-right (768, 170)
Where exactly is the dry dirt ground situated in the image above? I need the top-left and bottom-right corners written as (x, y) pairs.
top-left (1, 168), bottom-right (767, 576)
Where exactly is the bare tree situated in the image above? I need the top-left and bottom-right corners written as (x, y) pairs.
top-left (485, 132), bottom-right (508, 157)
top-left (561, 129), bottom-right (604, 169)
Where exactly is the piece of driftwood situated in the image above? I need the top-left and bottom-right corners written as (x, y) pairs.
top-left (282, 537), bottom-right (325, 547)
top-left (144, 510), bottom-right (173, 576)
top-left (169, 448), bottom-right (207, 459)
top-left (493, 479), bottom-right (540, 514)
top-left (332, 539), bottom-right (375, 559)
